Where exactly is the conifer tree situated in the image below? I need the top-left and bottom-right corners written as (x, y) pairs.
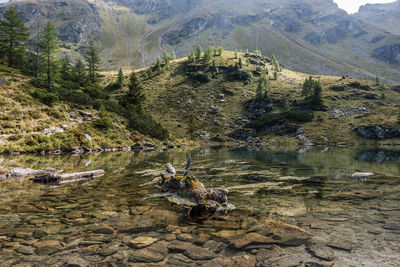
top-left (171, 51), bottom-right (176, 61)
top-left (187, 113), bottom-right (198, 140)
top-left (60, 55), bottom-right (72, 81)
top-left (234, 50), bottom-right (238, 59)
top-left (39, 22), bottom-right (58, 91)
top-left (34, 19), bottom-right (41, 78)
top-left (238, 57), bottom-right (243, 69)
top-left (120, 72), bottom-right (145, 113)
top-left (117, 68), bottom-right (124, 86)
top-left (375, 76), bottom-right (380, 85)
top-left (86, 41), bottom-right (100, 83)
top-left (256, 72), bottom-right (268, 100)
top-left (203, 47), bottom-right (214, 65)
top-left (195, 44), bottom-right (202, 61)
top-left (163, 51), bottom-right (170, 66)
top-left (155, 56), bottom-right (162, 72)
top-left (188, 51), bottom-right (195, 63)
top-left (0, 8), bottom-right (29, 67)
top-left (73, 59), bottom-right (86, 88)
top-left (216, 46), bottom-right (224, 56)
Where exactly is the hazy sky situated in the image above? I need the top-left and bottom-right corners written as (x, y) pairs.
top-left (0, 0), bottom-right (396, 14)
top-left (333, 0), bottom-right (396, 13)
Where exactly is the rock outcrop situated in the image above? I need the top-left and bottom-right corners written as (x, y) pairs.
top-left (356, 125), bottom-right (400, 139)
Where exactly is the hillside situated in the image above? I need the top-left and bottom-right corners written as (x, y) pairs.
top-left (1, 0), bottom-right (400, 83)
top-left (112, 51), bottom-right (400, 148)
top-left (0, 65), bottom-right (140, 153)
top-left (2, 51), bottom-right (400, 153)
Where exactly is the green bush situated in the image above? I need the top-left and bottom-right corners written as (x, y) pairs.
top-left (58, 90), bottom-right (93, 107)
top-left (105, 81), bottom-right (122, 92)
top-left (348, 81), bottom-right (361, 88)
top-left (30, 88), bottom-right (58, 106)
top-left (83, 85), bottom-right (109, 100)
top-left (92, 117), bottom-right (113, 131)
top-left (188, 71), bottom-right (212, 83)
top-left (126, 111), bottom-right (169, 140)
top-left (229, 69), bottom-right (252, 82)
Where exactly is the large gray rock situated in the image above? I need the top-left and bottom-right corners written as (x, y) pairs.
top-left (357, 125), bottom-right (400, 139)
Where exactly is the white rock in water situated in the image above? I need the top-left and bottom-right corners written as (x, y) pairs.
top-left (351, 172), bottom-right (374, 178)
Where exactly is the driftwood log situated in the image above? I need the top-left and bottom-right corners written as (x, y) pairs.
top-left (31, 170), bottom-right (105, 184)
top-left (160, 156), bottom-right (229, 220)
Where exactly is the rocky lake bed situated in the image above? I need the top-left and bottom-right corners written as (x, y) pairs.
top-left (0, 148), bottom-right (399, 266)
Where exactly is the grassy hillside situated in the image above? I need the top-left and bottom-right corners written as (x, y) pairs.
top-left (107, 51), bottom-right (400, 148)
top-left (0, 65), bottom-right (142, 153)
top-left (1, 51), bottom-right (400, 153)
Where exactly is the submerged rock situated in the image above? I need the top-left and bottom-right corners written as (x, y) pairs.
top-left (129, 241), bottom-right (168, 263)
top-left (306, 240), bottom-right (335, 261)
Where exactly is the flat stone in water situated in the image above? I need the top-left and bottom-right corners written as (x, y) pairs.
top-left (306, 241), bottom-right (335, 261)
top-left (231, 232), bottom-right (278, 250)
top-left (258, 254), bottom-right (306, 267)
top-left (326, 242), bottom-right (352, 252)
top-left (17, 245), bottom-right (35, 255)
top-left (64, 255), bottom-right (89, 267)
top-left (168, 240), bottom-right (193, 253)
top-left (382, 223), bottom-right (400, 231)
top-left (129, 241), bottom-right (168, 263)
top-left (166, 254), bottom-right (194, 266)
top-left (213, 230), bottom-right (245, 239)
top-left (177, 233), bottom-right (194, 242)
top-left (184, 246), bottom-right (217, 260)
top-left (117, 219), bottom-right (156, 233)
top-left (129, 236), bottom-right (159, 248)
top-left (93, 225), bottom-right (114, 234)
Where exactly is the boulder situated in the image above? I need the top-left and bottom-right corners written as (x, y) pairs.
top-left (129, 241), bottom-right (168, 263)
top-left (356, 125), bottom-right (400, 139)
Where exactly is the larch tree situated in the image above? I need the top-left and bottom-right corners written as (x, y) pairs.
top-left (39, 21), bottom-right (58, 91)
top-left (0, 8), bottom-right (29, 67)
top-left (86, 41), bottom-right (100, 84)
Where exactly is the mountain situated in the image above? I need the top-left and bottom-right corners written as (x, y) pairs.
top-left (353, 1), bottom-right (400, 68)
top-left (355, 1), bottom-right (400, 35)
top-left (1, 0), bottom-right (400, 82)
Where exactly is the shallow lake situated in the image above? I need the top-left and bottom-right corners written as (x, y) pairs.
top-left (0, 147), bottom-right (399, 266)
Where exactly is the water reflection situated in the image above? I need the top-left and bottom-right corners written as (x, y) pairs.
top-left (356, 149), bottom-right (400, 164)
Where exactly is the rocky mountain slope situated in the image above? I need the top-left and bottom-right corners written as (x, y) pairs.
top-left (1, 0), bottom-right (400, 82)
top-left (355, 0), bottom-right (400, 35)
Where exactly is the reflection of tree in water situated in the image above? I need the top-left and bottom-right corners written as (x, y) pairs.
top-left (356, 149), bottom-right (400, 164)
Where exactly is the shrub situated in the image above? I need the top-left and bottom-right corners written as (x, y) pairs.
top-left (92, 117), bottom-right (113, 131)
top-left (30, 88), bottom-right (58, 106)
top-left (229, 69), bottom-right (252, 82)
top-left (188, 71), bottom-right (212, 83)
top-left (83, 85), bottom-right (109, 100)
top-left (126, 111), bottom-right (169, 140)
top-left (58, 90), bottom-right (93, 107)
top-left (348, 81), bottom-right (361, 88)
